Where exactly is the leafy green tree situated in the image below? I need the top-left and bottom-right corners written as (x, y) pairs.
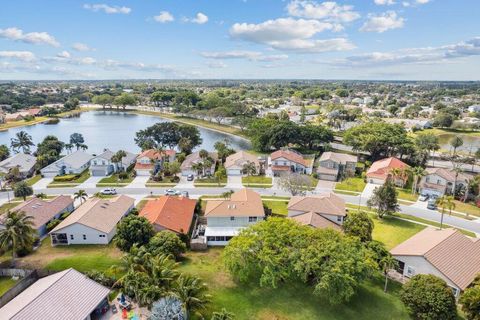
top-left (5, 167), bottom-right (23, 184)
top-left (114, 93), bottom-right (137, 110)
top-left (450, 136), bottom-right (464, 156)
top-left (0, 144), bottom-right (10, 161)
top-left (0, 211), bottom-right (36, 263)
top-left (414, 132), bottom-right (440, 165)
top-left (92, 94), bottom-right (113, 109)
top-left (13, 181), bottom-right (33, 200)
top-left (10, 131), bottom-right (34, 154)
top-left (367, 179), bottom-right (399, 218)
top-left (70, 133), bottom-right (85, 150)
top-left (36, 135), bottom-right (65, 168)
top-left (213, 141), bottom-right (235, 164)
top-left (116, 215), bottom-right (155, 252)
top-left (433, 113), bottom-right (454, 128)
top-left (135, 122), bottom-right (201, 152)
top-left (63, 97), bottom-right (79, 111)
top-left (460, 282), bottom-right (480, 320)
top-left (277, 172), bottom-right (311, 196)
top-left (343, 210), bottom-right (373, 243)
top-left (400, 274), bottom-right (457, 320)
top-left (146, 231), bottom-right (187, 260)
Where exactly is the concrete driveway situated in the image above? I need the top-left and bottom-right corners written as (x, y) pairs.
top-left (77, 176), bottom-right (104, 189)
top-left (361, 183), bottom-right (379, 200)
top-left (315, 180), bottom-right (336, 193)
top-left (175, 176), bottom-right (194, 188)
top-left (32, 178), bottom-right (53, 190)
top-left (226, 176), bottom-right (243, 188)
top-left (126, 176), bottom-right (150, 188)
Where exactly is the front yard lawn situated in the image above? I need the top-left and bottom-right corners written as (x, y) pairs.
top-left (0, 202), bottom-right (21, 215)
top-left (242, 175), bottom-right (272, 187)
top-left (49, 170), bottom-right (90, 186)
top-left (97, 173), bottom-right (134, 186)
top-left (194, 176), bottom-right (227, 187)
top-left (335, 177), bottom-right (366, 193)
top-left (179, 249), bottom-right (409, 320)
top-left (25, 175), bottom-right (42, 186)
top-left (0, 277), bottom-right (18, 296)
top-left (452, 200), bottom-right (480, 217)
top-left (263, 200), bottom-right (289, 216)
top-left (396, 188), bottom-right (418, 202)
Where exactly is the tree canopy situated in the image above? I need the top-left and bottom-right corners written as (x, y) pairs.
top-left (115, 215), bottom-right (155, 252)
top-left (135, 122), bottom-right (201, 153)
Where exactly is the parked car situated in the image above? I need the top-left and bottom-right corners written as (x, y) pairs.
top-left (187, 174), bottom-right (194, 181)
top-left (165, 189), bottom-right (180, 196)
top-left (181, 191), bottom-right (189, 198)
top-left (101, 188), bottom-right (117, 195)
top-left (427, 199), bottom-right (437, 210)
top-left (419, 193), bottom-right (429, 202)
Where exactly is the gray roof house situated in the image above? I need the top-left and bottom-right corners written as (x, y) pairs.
top-left (0, 268), bottom-right (110, 320)
top-left (0, 153), bottom-right (36, 177)
top-left (181, 151), bottom-right (218, 177)
top-left (317, 152), bottom-right (357, 181)
top-left (40, 150), bottom-right (93, 177)
top-left (89, 149), bottom-right (137, 176)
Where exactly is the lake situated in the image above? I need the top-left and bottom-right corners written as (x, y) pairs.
top-left (0, 111), bottom-right (251, 154)
top-left (437, 133), bottom-right (480, 154)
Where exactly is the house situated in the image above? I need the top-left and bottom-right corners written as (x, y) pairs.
top-left (26, 108), bottom-right (42, 116)
top-left (89, 149), bottom-right (137, 176)
top-left (419, 167), bottom-right (472, 197)
top-left (180, 151), bottom-right (218, 177)
top-left (385, 118), bottom-right (433, 131)
top-left (50, 195), bottom-right (135, 245)
top-left (139, 196), bottom-right (196, 234)
top-left (4, 112), bottom-right (29, 122)
top-left (40, 150), bottom-right (93, 177)
top-left (391, 227), bottom-right (480, 298)
top-left (134, 149), bottom-right (175, 176)
top-left (204, 188), bottom-right (265, 246)
top-left (287, 193), bottom-right (346, 231)
top-left (366, 157), bottom-right (410, 186)
top-left (267, 149), bottom-right (314, 176)
top-left (467, 104), bottom-right (480, 113)
top-left (0, 153), bottom-right (36, 178)
top-left (0, 268), bottom-right (110, 320)
top-left (2, 196), bottom-right (74, 236)
top-left (317, 152), bottom-right (357, 181)
top-left (224, 151), bottom-right (260, 176)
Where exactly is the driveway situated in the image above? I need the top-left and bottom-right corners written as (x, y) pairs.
top-left (226, 176), bottom-right (243, 188)
top-left (361, 183), bottom-right (378, 201)
top-left (175, 176), bottom-right (194, 188)
top-left (77, 176), bottom-right (104, 189)
top-left (32, 178), bottom-right (53, 190)
top-left (126, 176), bottom-right (150, 188)
top-left (315, 180), bottom-right (336, 193)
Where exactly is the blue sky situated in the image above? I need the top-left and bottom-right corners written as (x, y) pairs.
top-left (0, 0), bottom-right (479, 80)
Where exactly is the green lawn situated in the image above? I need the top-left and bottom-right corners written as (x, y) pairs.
top-left (0, 277), bottom-right (18, 296)
top-left (396, 188), bottom-right (418, 202)
top-left (0, 202), bottom-right (21, 215)
top-left (25, 175), bottom-right (42, 186)
top-left (452, 200), bottom-right (480, 217)
top-left (179, 249), bottom-right (409, 320)
top-left (335, 177), bottom-right (366, 193)
top-left (242, 175), bottom-right (272, 187)
top-left (97, 173), bottom-right (134, 186)
top-left (371, 215), bottom-right (425, 249)
top-left (16, 238), bottom-right (122, 275)
top-left (194, 176), bottom-right (227, 187)
top-left (263, 200), bottom-right (289, 216)
top-left (49, 170), bottom-right (90, 185)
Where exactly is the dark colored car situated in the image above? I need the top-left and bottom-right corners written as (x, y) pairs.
top-left (187, 174), bottom-right (194, 181)
top-left (427, 199), bottom-right (437, 210)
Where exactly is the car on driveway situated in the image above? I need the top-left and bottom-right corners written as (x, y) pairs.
top-left (419, 193), bottom-right (429, 202)
top-left (165, 189), bottom-right (180, 196)
top-left (427, 199), bottom-right (437, 210)
top-left (187, 174), bottom-right (194, 181)
top-left (181, 191), bottom-right (189, 198)
top-left (101, 188), bottom-right (117, 195)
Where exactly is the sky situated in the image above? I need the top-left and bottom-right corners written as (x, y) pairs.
top-left (0, 0), bottom-right (479, 81)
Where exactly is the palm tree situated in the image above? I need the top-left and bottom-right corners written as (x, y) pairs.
top-left (74, 189), bottom-right (88, 205)
top-left (450, 136), bottom-right (464, 156)
top-left (221, 190), bottom-right (234, 200)
top-left (411, 167), bottom-right (427, 194)
top-left (242, 161), bottom-right (257, 186)
top-left (10, 131), bottom-right (34, 154)
top-left (0, 211), bottom-right (36, 265)
top-left (112, 150), bottom-right (127, 171)
top-left (171, 274), bottom-right (210, 318)
top-left (212, 308), bottom-right (236, 320)
top-left (389, 168), bottom-right (401, 186)
top-left (65, 143), bottom-right (74, 154)
top-left (437, 195), bottom-right (455, 229)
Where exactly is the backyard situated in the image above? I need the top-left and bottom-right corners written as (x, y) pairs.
top-left (262, 200), bottom-right (289, 216)
top-left (179, 249), bottom-right (409, 320)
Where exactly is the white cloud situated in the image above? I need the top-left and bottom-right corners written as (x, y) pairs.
top-left (0, 27), bottom-right (59, 47)
top-left (0, 51), bottom-right (35, 61)
top-left (207, 61), bottom-right (227, 69)
top-left (360, 11), bottom-right (404, 33)
top-left (72, 43), bottom-right (95, 52)
top-left (374, 0), bottom-right (396, 5)
top-left (230, 18), bottom-right (354, 53)
top-left (154, 11), bottom-right (174, 23)
top-left (201, 50), bottom-right (288, 61)
top-left (286, 1), bottom-right (360, 22)
top-left (83, 4), bottom-right (131, 14)
top-left (184, 12), bottom-right (209, 24)
top-left (416, 0), bottom-right (430, 4)
top-left (57, 51), bottom-right (71, 58)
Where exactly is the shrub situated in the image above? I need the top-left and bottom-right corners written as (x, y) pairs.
top-left (53, 174), bottom-right (79, 182)
top-left (86, 270), bottom-right (115, 287)
top-left (60, 211), bottom-right (71, 219)
top-left (46, 219), bottom-right (61, 231)
top-left (118, 171), bottom-right (129, 180)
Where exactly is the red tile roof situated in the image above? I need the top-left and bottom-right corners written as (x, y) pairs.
top-left (138, 149), bottom-right (175, 160)
top-left (366, 157), bottom-right (409, 180)
top-left (139, 196), bottom-right (196, 234)
top-left (271, 149), bottom-right (307, 166)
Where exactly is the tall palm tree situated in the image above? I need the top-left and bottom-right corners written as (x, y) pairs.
top-left (411, 167), bottom-right (427, 194)
top-left (450, 136), bottom-right (464, 156)
top-left (171, 274), bottom-right (210, 319)
top-left (242, 161), bottom-right (257, 178)
top-left (10, 131), bottom-right (34, 154)
top-left (437, 195), bottom-right (455, 229)
top-left (0, 211), bottom-right (36, 264)
top-left (74, 189), bottom-right (88, 205)
top-left (112, 150), bottom-right (127, 171)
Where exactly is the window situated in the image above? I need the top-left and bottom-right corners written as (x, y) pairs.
top-left (249, 217), bottom-right (257, 222)
top-left (225, 236), bottom-right (233, 241)
top-left (82, 234), bottom-right (86, 240)
top-left (207, 236), bottom-right (215, 242)
top-left (70, 235), bottom-right (74, 240)
top-left (93, 161), bottom-right (97, 165)
top-left (99, 234), bottom-right (106, 238)
top-left (406, 266), bottom-right (415, 277)
top-left (337, 216), bottom-right (342, 222)
top-left (230, 216), bottom-right (235, 221)
top-left (215, 236), bottom-right (225, 241)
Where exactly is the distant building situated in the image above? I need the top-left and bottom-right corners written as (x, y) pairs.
top-left (467, 105), bottom-right (480, 113)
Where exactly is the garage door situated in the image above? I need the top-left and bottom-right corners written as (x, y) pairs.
top-left (91, 170), bottom-right (106, 176)
top-left (41, 171), bottom-right (58, 178)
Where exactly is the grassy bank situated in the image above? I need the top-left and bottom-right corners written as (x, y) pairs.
top-left (0, 116), bottom-right (50, 131)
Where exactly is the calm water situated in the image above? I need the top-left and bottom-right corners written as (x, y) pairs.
top-left (437, 133), bottom-right (480, 153)
top-left (0, 111), bottom-right (251, 154)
